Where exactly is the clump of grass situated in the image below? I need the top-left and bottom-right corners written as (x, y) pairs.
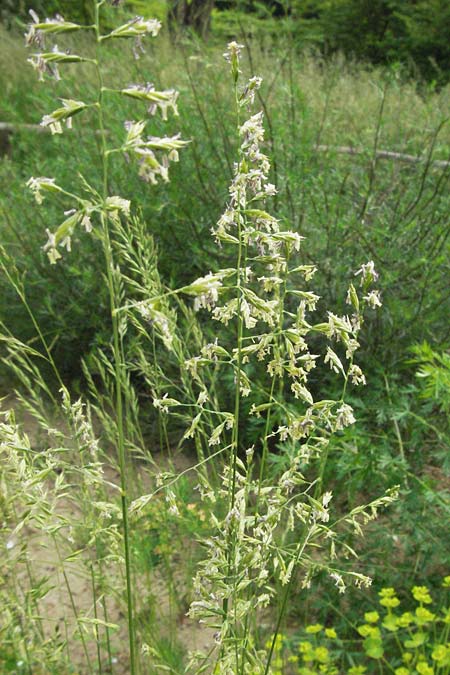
top-left (128, 41), bottom-right (397, 674)
top-left (2, 3), bottom-right (187, 673)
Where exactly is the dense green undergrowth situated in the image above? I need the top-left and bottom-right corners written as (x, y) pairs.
top-left (0, 11), bottom-right (448, 675)
top-left (1, 27), bottom-right (449, 374)
top-left (3, 1), bottom-right (450, 86)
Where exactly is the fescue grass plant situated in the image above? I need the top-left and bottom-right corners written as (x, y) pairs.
top-left (0, 4), bottom-right (449, 674)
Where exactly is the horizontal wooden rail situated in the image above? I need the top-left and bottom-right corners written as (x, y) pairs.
top-left (0, 122), bottom-right (108, 156)
top-left (0, 121), bottom-right (50, 134)
top-left (1, 123), bottom-right (449, 169)
top-left (314, 144), bottom-right (450, 169)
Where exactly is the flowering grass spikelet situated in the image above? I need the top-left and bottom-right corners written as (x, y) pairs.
top-left (28, 45), bottom-right (89, 81)
top-left (25, 9), bottom-right (81, 47)
top-left (121, 83), bottom-right (179, 119)
top-left (26, 176), bottom-right (61, 204)
top-left (123, 122), bottom-right (189, 184)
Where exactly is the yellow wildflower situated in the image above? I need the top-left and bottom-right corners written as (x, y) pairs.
top-left (364, 611), bottom-right (379, 623)
top-left (306, 623), bottom-right (323, 634)
top-left (314, 646), bottom-right (329, 663)
top-left (415, 606), bottom-right (436, 626)
top-left (412, 586), bottom-right (433, 604)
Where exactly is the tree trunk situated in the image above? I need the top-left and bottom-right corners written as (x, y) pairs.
top-left (167, 0), bottom-right (215, 40)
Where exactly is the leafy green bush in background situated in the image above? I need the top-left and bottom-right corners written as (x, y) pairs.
top-left (211, 1), bottom-right (450, 85)
top-left (268, 577), bottom-right (450, 674)
top-left (0, 0), bottom-right (95, 26)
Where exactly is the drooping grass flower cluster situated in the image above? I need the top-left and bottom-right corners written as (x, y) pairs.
top-left (20, 3), bottom-right (186, 673)
top-left (126, 41), bottom-right (397, 674)
top-left (25, 4), bottom-right (187, 265)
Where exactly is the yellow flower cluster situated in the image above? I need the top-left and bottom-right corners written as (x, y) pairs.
top-left (270, 577), bottom-right (449, 674)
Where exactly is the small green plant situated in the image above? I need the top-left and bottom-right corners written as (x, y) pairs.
top-left (268, 577), bottom-right (450, 674)
top-left (410, 343), bottom-right (450, 414)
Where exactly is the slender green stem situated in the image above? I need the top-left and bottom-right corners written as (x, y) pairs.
top-left (256, 247), bottom-right (290, 502)
top-left (101, 594), bottom-right (114, 672)
top-left (6, 549), bottom-right (34, 675)
top-left (20, 623), bottom-right (33, 675)
top-left (53, 537), bottom-right (93, 674)
top-left (263, 527), bottom-right (314, 675)
top-left (383, 372), bottom-right (410, 487)
top-left (0, 254), bottom-right (65, 393)
top-left (230, 230), bottom-right (244, 511)
top-left (221, 73), bottom-right (245, 673)
top-left (93, 3), bottom-right (136, 673)
top-left (24, 559), bottom-right (45, 641)
top-left (90, 563), bottom-right (103, 674)
top-left (240, 249), bottom-right (290, 675)
top-left (229, 68), bottom-right (245, 513)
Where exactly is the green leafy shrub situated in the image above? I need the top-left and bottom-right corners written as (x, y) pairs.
top-left (0, 0), bottom-right (95, 27)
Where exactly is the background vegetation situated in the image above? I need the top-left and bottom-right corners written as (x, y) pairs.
top-left (2, 0), bottom-right (450, 84)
